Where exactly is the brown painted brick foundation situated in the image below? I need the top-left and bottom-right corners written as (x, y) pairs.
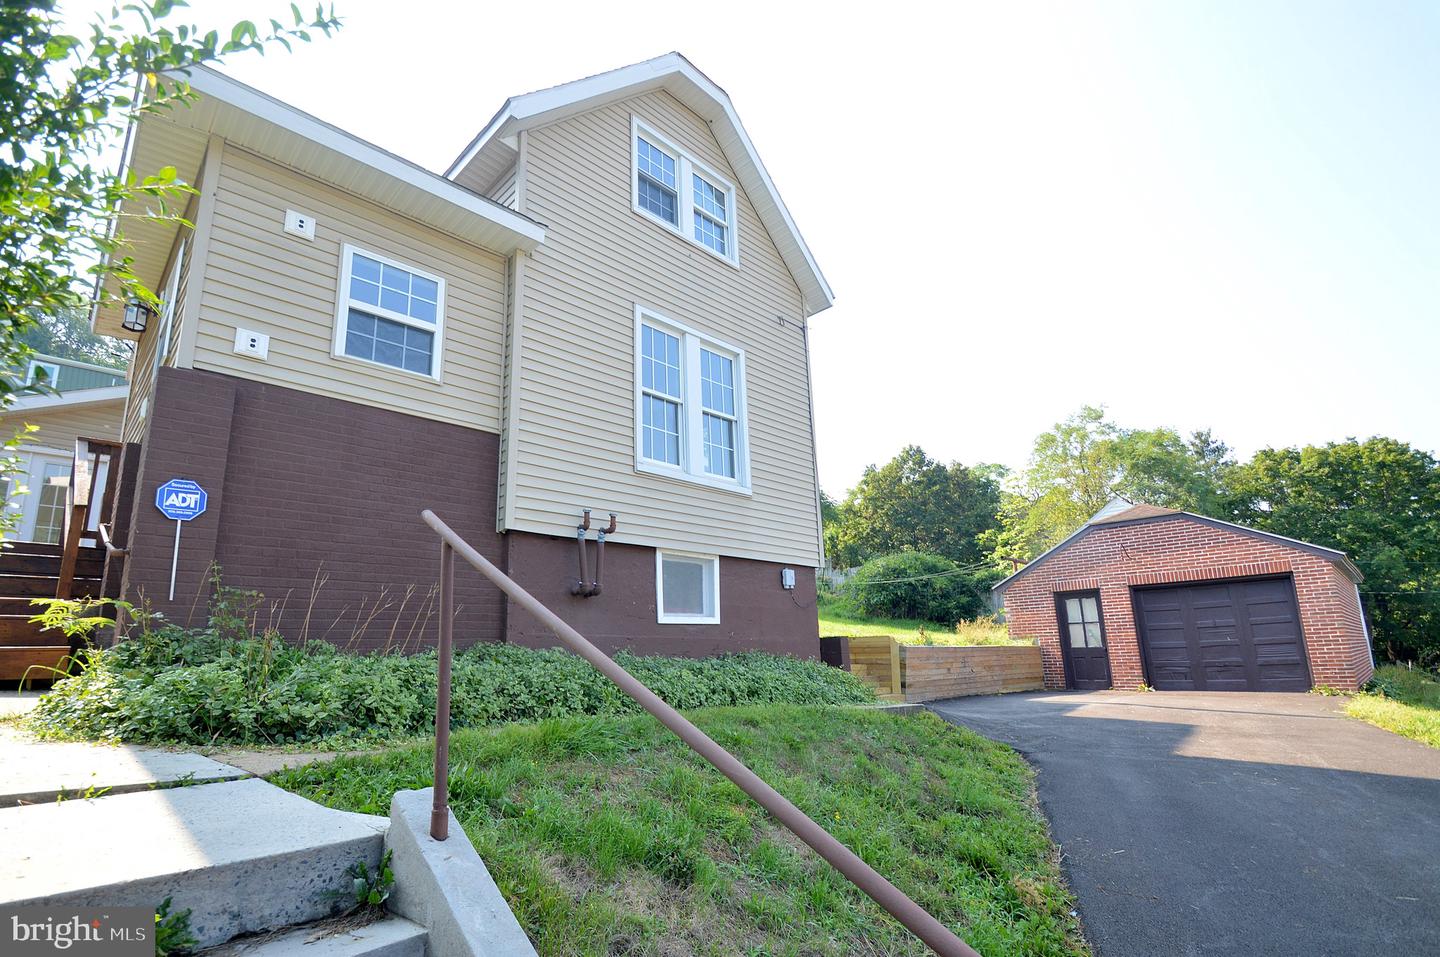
top-left (122, 368), bottom-right (820, 659)
top-left (121, 368), bottom-right (507, 652)
top-left (502, 531), bottom-right (819, 659)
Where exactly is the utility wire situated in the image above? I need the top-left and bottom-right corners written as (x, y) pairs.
top-left (841, 561), bottom-right (997, 586)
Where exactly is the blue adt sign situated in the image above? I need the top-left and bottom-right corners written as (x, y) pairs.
top-left (155, 479), bottom-right (207, 521)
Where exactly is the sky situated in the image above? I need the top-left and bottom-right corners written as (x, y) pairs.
top-left (64, 1), bottom-right (1440, 495)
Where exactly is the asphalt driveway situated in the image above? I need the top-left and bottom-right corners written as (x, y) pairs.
top-left (929, 691), bottom-right (1440, 957)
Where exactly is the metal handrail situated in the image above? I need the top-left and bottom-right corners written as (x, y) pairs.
top-left (421, 509), bottom-right (979, 957)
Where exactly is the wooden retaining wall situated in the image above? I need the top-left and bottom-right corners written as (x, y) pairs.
top-left (839, 637), bottom-right (1044, 703)
top-left (899, 645), bottom-right (1044, 703)
top-left (845, 635), bottom-right (903, 700)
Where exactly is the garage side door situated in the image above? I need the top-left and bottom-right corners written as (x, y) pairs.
top-left (1134, 578), bottom-right (1311, 692)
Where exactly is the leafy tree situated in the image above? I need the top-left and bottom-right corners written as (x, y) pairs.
top-left (2, 0), bottom-right (340, 398)
top-left (992, 406), bottom-right (1235, 560)
top-left (1227, 438), bottom-right (1440, 666)
top-left (18, 306), bottom-right (128, 368)
top-left (0, 0), bottom-right (339, 538)
top-left (827, 445), bottom-right (1002, 569)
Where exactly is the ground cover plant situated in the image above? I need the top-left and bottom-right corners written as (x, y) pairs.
top-left (1344, 664), bottom-right (1440, 748)
top-left (26, 615), bottom-right (873, 746)
top-left (273, 705), bottom-right (1088, 957)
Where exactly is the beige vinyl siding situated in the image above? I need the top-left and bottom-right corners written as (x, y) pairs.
top-left (7, 401), bottom-right (124, 453)
top-left (509, 90), bottom-right (821, 566)
top-left (122, 299), bottom-right (163, 444)
top-left (188, 148), bottom-right (508, 432)
top-left (487, 165), bottom-right (518, 210)
top-left (121, 221), bottom-right (190, 443)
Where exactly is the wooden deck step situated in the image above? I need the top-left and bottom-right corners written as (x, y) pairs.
top-left (0, 645), bottom-right (72, 681)
top-left (0, 574), bottom-right (102, 599)
top-left (0, 615), bottom-right (74, 646)
top-left (0, 552), bottom-right (103, 578)
top-left (0, 593), bottom-right (99, 617)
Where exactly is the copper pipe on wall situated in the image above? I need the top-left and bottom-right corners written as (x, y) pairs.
top-left (571, 510), bottom-right (592, 596)
top-left (589, 513), bottom-right (617, 597)
top-left (420, 509), bottom-right (978, 957)
top-left (572, 510), bottom-right (618, 597)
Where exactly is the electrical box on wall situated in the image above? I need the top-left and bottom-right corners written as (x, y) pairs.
top-left (283, 208), bottom-right (316, 240)
top-left (780, 568), bottom-right (796, 590)
top-left (234, 328), bottom-right (270, 360)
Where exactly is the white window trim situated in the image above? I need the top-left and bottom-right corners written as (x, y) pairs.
top-left (655, 549), bottom-right (721, 625)
top-left (631, 116), bottom-right (740, 267)
top-left (25, 360), bottom-right (60, 386)
top-left (633, 306), bottom-right (751, 495)
top-left (153, 238), bottom-right (185, 379)
top-left (332, 243), bottom-right (447, 382)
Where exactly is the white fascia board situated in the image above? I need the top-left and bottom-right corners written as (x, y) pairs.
top-left (8, 386), bottom-right (129, 412)
top-left (173, 66), bottom-right (546, 250)
top-left (445, 53), bottom-right (834, 316)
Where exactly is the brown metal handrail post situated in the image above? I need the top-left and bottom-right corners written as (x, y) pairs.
top-left (421, 510), bottom-right (978, 957)
top-left (431, 539), bottom-right (455, 840)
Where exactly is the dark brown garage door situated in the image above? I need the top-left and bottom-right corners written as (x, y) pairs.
top-left (1133, 577), bottom-right (1311, 692)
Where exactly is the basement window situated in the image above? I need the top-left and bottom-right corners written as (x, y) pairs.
top-left (335, 245), bottom-right (445, 379)
top-left (635, 307), bottom-right (749, 492)
top-left (656, 550), bottom-right (719, 624)
top-left (632, 118), bottom-right (739, 265)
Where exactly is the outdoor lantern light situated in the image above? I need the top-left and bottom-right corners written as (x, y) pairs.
top-left (121, 297), bottom-right (152, 333)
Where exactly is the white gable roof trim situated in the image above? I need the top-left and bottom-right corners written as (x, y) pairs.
top-left (174, 67), bottom-right (547, 251)
top-left (446, 53), bottom-right (835, 317)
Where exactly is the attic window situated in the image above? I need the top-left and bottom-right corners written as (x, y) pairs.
top-left (632, 118), bottom-right (739, 265)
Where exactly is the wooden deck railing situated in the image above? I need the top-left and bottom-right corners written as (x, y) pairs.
top-left (421, 509), bottom-right (980, 957)
top-left (55, 437), bottom-right (122, 599)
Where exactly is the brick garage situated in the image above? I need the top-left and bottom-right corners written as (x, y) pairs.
top-left (995, 503), bottom-right (1373, 692)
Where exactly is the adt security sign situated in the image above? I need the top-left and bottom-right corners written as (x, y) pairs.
top-left (155, 479), bottom-right (207, 521)
top-left (154, 479), bottom-right (207, 599)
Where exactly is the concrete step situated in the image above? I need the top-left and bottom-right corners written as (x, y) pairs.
top-left (203, 916), bottom-right (427, 957)
top-left (0, 777), bottom-right (388, 950)
top-left (0, 730), bottom-right (249, 806)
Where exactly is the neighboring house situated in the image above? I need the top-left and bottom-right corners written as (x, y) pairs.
top-left (0, 355), bottom-right (126, 544)
top-left (994, 501), bottom-right (1374, 692)
top-left (88, 54), bottom-right (831, 658)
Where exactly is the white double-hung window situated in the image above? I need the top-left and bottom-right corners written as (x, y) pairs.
top-left (631, 118), bottom-right (739, 265)
top-left (335, 245), bottom-right (445, 379)
top-left (635, 307), bottom-right (749, 492)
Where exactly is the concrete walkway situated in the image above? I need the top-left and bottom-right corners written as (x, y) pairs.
top-left (930, 691), bottom-right (1440, 957)
top-left (0, 724), bottom-right (249, 805)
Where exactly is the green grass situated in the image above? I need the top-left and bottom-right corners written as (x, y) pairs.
top-left (817, 593), bottom-right (1028, 647)
top-left (273, 705), bottom-right (1087, 956)
top-left (1345, 664), bottom-right (1440, 748)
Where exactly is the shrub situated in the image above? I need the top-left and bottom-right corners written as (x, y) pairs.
top-left (26, 625), bottom-right (874, 747)
top-left (843, 551), bottom-right (1001, 623)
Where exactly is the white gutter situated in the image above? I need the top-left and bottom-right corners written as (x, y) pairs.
top-left (8, 386), bottom-right (129, 412)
